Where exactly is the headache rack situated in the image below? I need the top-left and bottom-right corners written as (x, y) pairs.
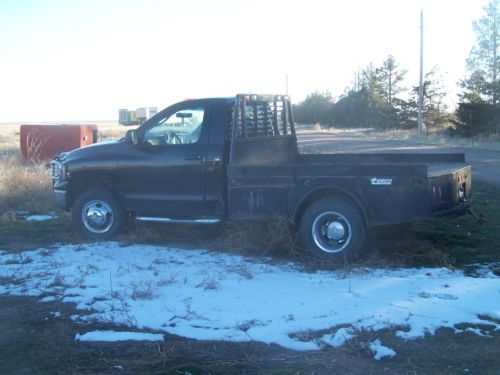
top-left (229, 94), bottom-right (296, 165)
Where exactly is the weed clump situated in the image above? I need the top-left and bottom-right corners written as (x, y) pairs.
top-left (216, 218), bottom-right (301, 258)
top-left (0, 156), bottom-right (55, 216)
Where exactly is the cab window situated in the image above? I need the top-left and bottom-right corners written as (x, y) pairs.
top-left (144, 107), bottom-right (205, 145)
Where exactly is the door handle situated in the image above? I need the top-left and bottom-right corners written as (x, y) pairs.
top-left (185, 154), bottom-right (202, 161)
top-left (206, 157), bottom-right (221, 172)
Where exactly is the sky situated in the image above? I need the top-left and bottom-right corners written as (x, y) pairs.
top-left (0, 0), bottom-right (490, 121)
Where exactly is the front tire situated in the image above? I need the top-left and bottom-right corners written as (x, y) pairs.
top-left (72, 189), bottom-right (127, 239)
top-left (298, 197), bottom-right (366, 262)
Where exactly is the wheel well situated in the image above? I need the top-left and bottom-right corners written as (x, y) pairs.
top-left (67, 174), bottom-right (112, 208)
top-left (293, 188), bottom-right (369, 226)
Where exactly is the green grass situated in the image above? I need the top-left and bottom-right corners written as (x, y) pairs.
top-left (0, 215), bottom-right (73, 249)
top-left (410, 181), bottom-right (500, 266)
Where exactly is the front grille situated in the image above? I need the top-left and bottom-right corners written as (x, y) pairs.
top-left (51, 161), bottom-right (62, 180)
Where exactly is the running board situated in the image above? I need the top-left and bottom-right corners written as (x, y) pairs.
top-left (136, 216), bottom-right (223, 224)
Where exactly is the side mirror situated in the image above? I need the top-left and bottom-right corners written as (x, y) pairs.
top-left (125, 129), bottom-right (139, 145)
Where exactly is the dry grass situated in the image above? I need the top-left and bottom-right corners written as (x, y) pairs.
top-left (130, 280), bottom-right (157, 300)
top-left (0, 124), bottom-right (21, 158)
top-left (97, 123), bottom-right (131, 141)
top-left (216, 218), bottom-right (301, 258)
top-left (0, 156), bottom-right (55, 216)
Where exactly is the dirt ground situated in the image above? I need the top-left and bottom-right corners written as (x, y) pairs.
top-left (0, 294), bottom-right (498, 375)
top-left (1, 213), bottom-right (499, 374)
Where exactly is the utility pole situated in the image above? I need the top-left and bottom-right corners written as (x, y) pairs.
top-left (285, 73), bottom-right (289, 95)
top-left (354, 65), bottom-right (360, 91)
top-left (417, 9), bottom-right (424, 137)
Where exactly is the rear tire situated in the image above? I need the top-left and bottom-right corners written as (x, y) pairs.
top-left (298, 197), bottom-right (366, 262)
top-left (72, 188), bottom-right (127, 239)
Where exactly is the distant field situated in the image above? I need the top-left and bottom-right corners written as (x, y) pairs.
top-left (0, 124), bottom-right (21, 156)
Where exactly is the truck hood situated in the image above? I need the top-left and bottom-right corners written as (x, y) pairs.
top-left (61, 140), bottom-right (125, 163)
top-left (57, 140), bottom-right (132, 177)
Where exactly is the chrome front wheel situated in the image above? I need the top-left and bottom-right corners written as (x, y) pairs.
top-left (81, 200), bottom-right (114, 234)
top-left (73, 189), bottom-right (126, 238)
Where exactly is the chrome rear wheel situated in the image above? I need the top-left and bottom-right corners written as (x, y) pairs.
top-left (312, 211), bottom-right (353, 253)
top-left (299, 197), bottom-right (366, 261)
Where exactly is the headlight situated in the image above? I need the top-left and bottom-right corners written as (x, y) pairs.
top-left (51, 161), bottom-right (68, 180)
top-left (51, 161), bottom-right (61, 180)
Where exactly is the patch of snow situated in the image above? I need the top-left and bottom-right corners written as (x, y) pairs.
top-left (321, 327), bottom-right (356, 347)
top-left (40, 296), bottom-right (57, 302)
top-left (25, 214), bottom-right (57, 222)
top-left (0, 242), bottom-right (499, 352)
top-left (369, 339), bottom-right (396, 360)
top-left (75, 330), bottom-right (164, 342)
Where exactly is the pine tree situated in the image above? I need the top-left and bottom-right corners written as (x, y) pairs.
top-left (464, 0), bottom-right (500, 105)
top-left (292, 91), bottom-right (333, 126)
top-left (457, 0), bottom-right (500, 137)
top-left (377, 55), bottom-right (408, 106)
top-left (359, 63), bottom-right (385, 99)
top-left (411, 68), bottom-right (449, 136)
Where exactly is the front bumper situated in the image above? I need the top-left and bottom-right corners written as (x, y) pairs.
top-left (53, 189), bottom-right (67, 210)
top-left (52, 178), bottom-right (70, 210)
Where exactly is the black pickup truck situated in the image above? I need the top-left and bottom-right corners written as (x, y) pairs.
top-left (51, 94), bottom-right (471, 260)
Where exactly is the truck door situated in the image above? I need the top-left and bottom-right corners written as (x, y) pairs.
top-left (118, 101), bottom-right (211, 217)
top-left (203, 100), bottom-right (229, 216)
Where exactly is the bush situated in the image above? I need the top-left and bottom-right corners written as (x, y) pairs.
top-left (0, 156), bottom-right (55, 216)
top-left (450, 102), bottom-right (500, 138)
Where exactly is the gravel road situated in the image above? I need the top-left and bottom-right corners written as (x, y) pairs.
top-left (298, 132), bottom-right (500, 186)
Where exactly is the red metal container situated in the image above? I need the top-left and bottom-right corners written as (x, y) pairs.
top-left (20, 124), bottom-right (98, 162)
